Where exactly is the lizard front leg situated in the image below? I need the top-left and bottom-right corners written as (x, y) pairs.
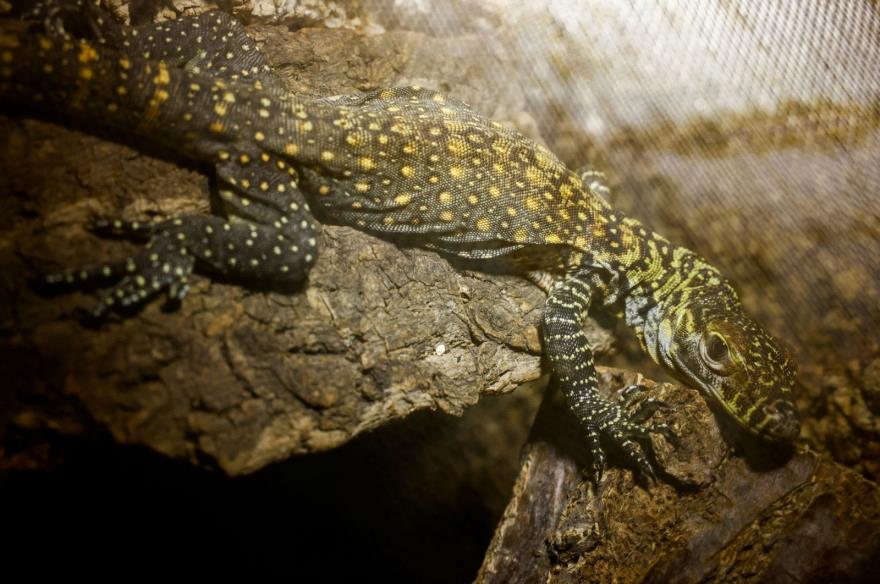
top-left (543, 272), bottom-right (674, 484)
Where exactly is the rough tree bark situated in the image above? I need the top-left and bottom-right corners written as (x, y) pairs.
top-left (477, 368), bottom-right (880, 583)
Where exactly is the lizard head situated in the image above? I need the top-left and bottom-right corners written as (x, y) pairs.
top-left (656, 285), bottom-right (800, 443)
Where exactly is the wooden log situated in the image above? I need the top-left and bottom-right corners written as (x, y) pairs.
top-left (478, 368), bottom-right (880, 583)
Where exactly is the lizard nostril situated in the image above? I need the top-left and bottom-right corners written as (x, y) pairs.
top-left (764, 399), bottom-right (800, 441)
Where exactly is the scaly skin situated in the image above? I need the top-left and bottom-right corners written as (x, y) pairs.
top-left (0, 2), bottom-right (799, 481)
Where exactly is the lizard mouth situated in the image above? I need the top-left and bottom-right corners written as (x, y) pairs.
top-left (667, 347), bottom-right (728, 413)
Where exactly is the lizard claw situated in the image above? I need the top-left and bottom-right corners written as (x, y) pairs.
top-left (629, 397), bottom-right (671, 424)
top-left (618, 436), bottom-right (657, 486)
top-left (618, 384), bottom-right (677, 440)
top-left (589, 397), bottom-right (678, 486)
top-left (586, 428), bottom-right (606, 486)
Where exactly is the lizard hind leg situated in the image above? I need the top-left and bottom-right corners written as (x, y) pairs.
top-left (41, 220), bottom-right (197, 318)
top-left (41, 206), bottom-right (318, 318)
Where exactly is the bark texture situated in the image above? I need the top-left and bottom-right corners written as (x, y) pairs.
top-left (478, 367), bottom-right (880, 584)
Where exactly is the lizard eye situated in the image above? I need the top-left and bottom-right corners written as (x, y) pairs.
top-left (701, 331), bottom-right (733, 375)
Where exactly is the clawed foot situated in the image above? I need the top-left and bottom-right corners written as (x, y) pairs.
top-left (40, 218), bottom-right (194, 318)
top-left (586, 384), bottom-right (679, 486)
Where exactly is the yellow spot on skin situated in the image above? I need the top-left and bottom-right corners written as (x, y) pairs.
top-left (402, 143), bottom-right (416, 154)
top-left (525, 166), bottom-right (542, 183)
top-left (447, 136), bottom-right (467, 156)
top-left (218, 151), bottom-right (230, 160)
top-left (260, 182), bottom-right (269, 191)
top-left (574, 236), bottom-right (588, 248)
top-left (39, 37), bottom-right (53, 51)
top-left (1, 51), bottom-right (12, 63)
top-left (298, 120), bottom-right (313, 132)
top-left (439, 210), bottom-right (454, 222)
top-left (210, 122), bottom-right (224, 134)
top-left (476, 217), bottom-right (491, 231)
top-left (321, 151), bottom-right (335, 162)
top-left (240, 154), bottom-right (250, 164)
top-left (438, 192), bottom-right (452, 204)
top-left (559, 183), bottom-right (574, 201)
top-left (525, 196), bottom-right (541, 211)
top-left (319, 185), bottom-right (331, 195)
top-left (544, 234), bottom-right (561, 244)
top-left (383, 217), bottom-right (395, 225)
top-left (214, 102), bottom-right (227, 116)
top-left (346, 133), bottom-right (361, 146)
top-left (394, 194), bottom-right (412, 205)
top-left (401, 166), bottom-right (415, 178)
top-left (467, 195), bottom-right (479, 205)
top-left (285, 143), bottom-right (299, 156)
top-left (514, 228), bottom-right (528, 242)
top-left (449, 166), bottom-right (463, 179)
top-left (359, 157), bottom-right (374, 170)
top-left (354, 182), bottom-right (370, 193)
top-left (79, 67), bottom-right (93, 80)
top-left (118, 57), bottom-right (131, 69)
top-left (428, 176), bottom-right (439, 183)
top-left (153, 62), bottom-right (170, 86)
top-left (77, 43), bottom-right (98, 64)
top-left (368, 122), bottom-right (381, 131)
top-left (259, 109), bottom-right (270, 118)
top-left (432, 93), bottom-right (445, 102)
top-left (116, 85), bottom-right (127, 96)
top-left (261, 153), bottom-right (270, 162)
top-left (507, 207), bottom-right (517, 216)
top-left (107, 103), bottom-right (118, 112)
top-left (43, 64), bottom-right (54, 74)
top-left (489, 186), bottom-right (501, 198)
top-left (377, 134), bottom-right (389, 145)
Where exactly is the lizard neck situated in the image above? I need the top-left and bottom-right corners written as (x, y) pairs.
top-left (586, 211), bottom-right (725, 365)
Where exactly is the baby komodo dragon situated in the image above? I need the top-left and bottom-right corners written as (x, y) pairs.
top-left (0, 2), bottom-right (800, 481)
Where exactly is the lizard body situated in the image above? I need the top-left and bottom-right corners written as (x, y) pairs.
top-left (0, 2), bottom-right (799, 480)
